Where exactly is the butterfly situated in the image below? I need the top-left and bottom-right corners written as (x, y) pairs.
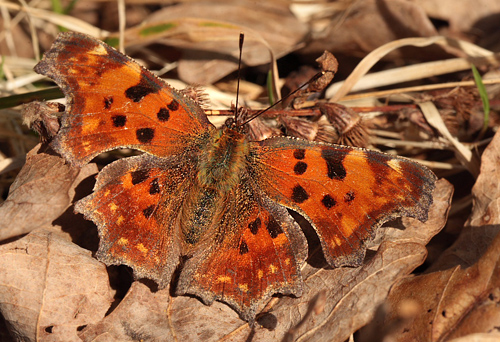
top-left (34, 32), bottom-right (436, 322)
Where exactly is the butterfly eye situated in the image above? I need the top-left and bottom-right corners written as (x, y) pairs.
top-left (224, 117), bottom-right (236, 128)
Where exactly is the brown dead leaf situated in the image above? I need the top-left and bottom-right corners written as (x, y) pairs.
top-left (0, 144), bottom-right (97, 241)
top-left (307, 0), bottom-right (443, 60)
top-left (415, 0), bottom-right (500, 33)
top-left (381, 227), bottom-right (500, 342)
top-left (0, 229), bottom-right (113, 341)
top-left (448, 332), bottom-right (500, 342)
top-left (378, 129), bottom-right (500, 341)
top-left (78, 282), bottom-right (175, 341)
top-left (142, 1), bottom-right (307, 84)
top-left (79, 282), bottom-right (245, 341)
top-left (429, 128), bottom-right (500, 272)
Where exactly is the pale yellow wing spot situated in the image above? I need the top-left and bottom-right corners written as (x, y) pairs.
top-left (216, 275), bottom-right (232, 283)
top-left (90, 44), bottom-right (108, 56)
top-left (117, 237), bottom-right (128, 245)
top-left (387, 158), bottom-right (403, 170)
top-left (238, 284), bottom-right (249, 293)
top-left (116, 216), bottom-right (124, 225)
top-left (333, 235), bottom-right (343, 246)
top-left (136, 243), bottom-right (148, 254)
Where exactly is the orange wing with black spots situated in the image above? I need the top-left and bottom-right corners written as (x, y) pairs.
top-left (34, 32), bottom-right (213, 167)
top-left (252, 137), bottom-right (437, 267)
top-left (176, 179), bottom-right (308, 321)
top-left (75, 154), bottom-right (194, 285)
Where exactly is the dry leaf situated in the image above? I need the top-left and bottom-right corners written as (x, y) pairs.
top-left (430, 128), bottom-right (500, 271)
top-left (414, 0), bottom-right (500, 33)
top-left (0, 144), bottom-right (97, 241)
top-left (448, 332), bottom-right (500, 342)
top-left (382, 229), bottom-right (500, 341)
top-left (0, 229), bottom-right (113, 341)
top-left (79, 282), bottom-right (176, 341)
top-left (378, 129), bottom-right (500, 341)
top-left (307, 0), bottom-right (441, 60)
top-left (142, 1), bottom-right (307, 84)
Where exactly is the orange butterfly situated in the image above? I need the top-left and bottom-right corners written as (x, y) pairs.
top-left (34, 32), bottom-right (436, 321)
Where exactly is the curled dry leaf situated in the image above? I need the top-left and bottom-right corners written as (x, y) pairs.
top-left (0, 144), bottom-right (97, 241)
top-left (21, 101), bottom-right (63, 143)
top-left (380, 129), bottom-right (500, 341)
top-left (79, 282), bottom-right (243, 342)
top-left (0, 229), bottom-right (113, 341)
top-left (382, 227), bottom-right (500, 342)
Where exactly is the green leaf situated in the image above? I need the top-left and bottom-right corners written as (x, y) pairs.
top-left (471, 64), bottom-right (490, 138)
top-left (0, 87), bottom-right (64, 110)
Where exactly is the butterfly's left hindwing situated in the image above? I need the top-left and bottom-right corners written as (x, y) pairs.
top-left (252, 137), bottom-right (436, 267)
top-left (75, 154), bottom-right (195, 286)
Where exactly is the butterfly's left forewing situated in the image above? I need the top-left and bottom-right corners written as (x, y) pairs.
top-left (251, 137), bottom-right (436, 267)
top-left (35, 32), bottom-right (213, 166)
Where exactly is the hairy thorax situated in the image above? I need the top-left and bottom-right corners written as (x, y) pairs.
top-left (180, 126), bottom-right (250, 247)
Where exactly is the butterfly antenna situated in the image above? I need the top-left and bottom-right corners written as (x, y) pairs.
top-left (240, 72), bottom-right (323, 126)
top-left (235, 33), bottom-right (244, 126)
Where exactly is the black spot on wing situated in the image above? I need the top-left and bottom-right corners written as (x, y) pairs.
top-left (111, 115), bottom-right (126, 127)
top-left (239, 240), bottom-right (249, 255)
top-left (131, 169), bottom-right (149, 185)
top-left (291, 184), bottom-right (309, 203)
top-left (249, 217), bottom-right (261, 235)
top-left (321, 149), bottom-right (347, 180)
top-left (125, 73), bottom-right (160, 102)
top-left (149, 178), bottom-right (160, 195)
top-left (266, 216), bottom-right (283, 239)
top-left (293, 149), bottom-right (305, 160)
top-left (143, 205), bottom-right (155, 218)
top-left (157, 107), bottom-right (170, 122)
top-left (294, 161), bottom-right (308, 175)
top-left (168, 99), bottom-right (180, 111)
top-left (321, 194), bottom-right (337, 209)
top-left (136, 128), bottom-right (155, 143)
top-left (104, 96), bottom-right (113, 109)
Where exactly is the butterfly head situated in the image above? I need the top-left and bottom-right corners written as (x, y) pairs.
top-left (223, 117), bottom-right (249, 136)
